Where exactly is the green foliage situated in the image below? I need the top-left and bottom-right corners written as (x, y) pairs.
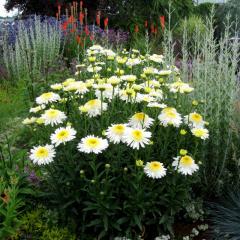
top-left (111, 0), bottom-right (194, 29)
top-left (194, 3), bottom-right (217, 19)
top-left (164, 13), bottom-right (240, 195)
top-left (13, 206), bottom-right (76, 239)
top-left (0, 143), bottom-right (35, 239)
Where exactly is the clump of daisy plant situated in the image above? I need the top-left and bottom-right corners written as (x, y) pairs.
top-left (24, 45), bottom-right (209, 238)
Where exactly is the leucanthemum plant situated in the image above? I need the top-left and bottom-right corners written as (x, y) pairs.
top-left (24, 45), bottom-right (209, 238)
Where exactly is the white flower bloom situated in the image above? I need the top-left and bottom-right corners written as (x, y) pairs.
top-left (147, 102), bottom-right (167, 108)
top-left (120, 75), bottom-right (137, 83)
top-left (22, 117), bottom-right (36, 125)
top-left (106, 124), bottom-right (127, 144)
top-left (157, 70), bottom-right (172, 76)
top-left (185, 112), bottom-right (205, 128)
top-left (123, 128), bottom-right (151, 149)
top-left (41, 109), bottom-right (67, 126)
top-left (169, 81), bottom-right (194, 94)
top-left (87, 65), bottom-right (102, 73)
top-left (129, 112), bottom-right (154, 129)
top-left (158, 107), bottom-right (182, 127)
top-left (191, 128), bottom-right (209, 140)
top-left (144, 161), bottom-right (167, 179)
top-left (77, 135), bottom-right (109, 154)
top-left (172, 155), bottom-right (199, 175)
top-left (51, 126), bottom-right (77, 146)
top-left (30, 144), bottom-right (56, 165)
top-left (50, 83), bottom-right (63, 90)
top-left (30, 105), bottom-right (45, 113)
top-left (80, 99), bottom-right (108, 117)
top-left (126, 58), bottom-right (141, 66)
top-left (148, 54), bottom-right (164, 63)
top-left (36, 92), bottom-right (60, 105)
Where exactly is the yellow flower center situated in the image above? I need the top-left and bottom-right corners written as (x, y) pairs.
top-left (191, 113), bottom-right (202, 123)
top-left (86, 99), bottom-right (100, 108)
top-left (180, 156), bottom-right (193, 166)
top-left (166, 111), bottom-right (177, 118)
top-left (86, 138), bottom-right (100, 148)
top-left (149, 161), bottom-right (163, 171)
top-left (36, 147), bottom-right (49, 158)
top-left (112, 125), bottom-right (125, 135)
top-left (133, 113), bottom-right (145, 121)
top-left (56, 130), bottom-right (70, 140)
top-left (132, 130), bottom-right (143, 141)
top-left (46, 109), bottom-right (59, 118)
top-left (41, 92), bottom-right (53, 100)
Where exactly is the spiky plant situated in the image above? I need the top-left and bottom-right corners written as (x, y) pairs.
top-left (209, 191), bottom-right (240, 240)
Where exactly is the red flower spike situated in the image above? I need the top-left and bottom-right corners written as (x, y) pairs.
top-left (144, 20), bottom-right (148, 28)
top-left (90, 34), bottom-right (94, 41)
top-left (85, 25), bottom-right (90, 36)
top-left (79, 12), bottom-right (84, 25)
top-left (104, 17), bottom-right (108, 28)
top-left (76, 35), bottom-right (81, 44)
top-left (160, 16), bottom-right (165, 31)
top-left (151, 23), bottom-right (154, 33)
top-left (96, 11), bottom-right (101, 26)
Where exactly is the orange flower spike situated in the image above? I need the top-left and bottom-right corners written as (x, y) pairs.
top-left (134, 24), bottom-right (139, 33)
top-left (79, 12), bottom-right (84, 25)
top-left (76, 35), bottom-right (81, 44)
top-left (160, 15), bottom-right (165, 31)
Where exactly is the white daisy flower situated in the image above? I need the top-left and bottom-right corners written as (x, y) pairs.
top-left (148, 54), bottom-right (164, 63)
top-left (77, 135), bottom-right (109, 154)
top-left (41, 109), bottom-right (67, 126)
top-left (94, 84), bottom-right (115, 100)
top-left (123, 128), bottom-right (152, 149)
top-left (158, 107), bottom-right (182, 127)
top-left (143, 67), bottom-right (159, 75)
top-left (87, 65), bottom-right (102, 73)
top-left (144, 161), bottom-right (167, 179)
top-left (129, 112), bottom-right (154, 129)
top-left (80, 99), bottom-right (108, 117)
top-left (120, 75), bottom-right (137, 83)
top-left (36, 92), bottom-right (61, 105)
top-left (126, 58), bottom-right (141, 67)
top-left (147, 102), bottom-right (167, 108)
top-left (191, 128), bottom-right (209, 140)
top-left (50, 83), bottom-right (63, 90)
top-left (169, 81), bottom-right (194, 94)
top-left (51, 126), bottom-right (77, 146)
top-left (119, 89), bottom-right (136, 102)
top-left (157, 70), bottom-right (172, 76)
top-left (30, 144), bottom-right (56, 165)
top-left (30, 105), bottom-right (45, 113)
top-left (185, 112), bottom-right (205, 128)
top-left (22, 117), bottom-right (36, 125)
top-left (172, 155), bottom-right (199, 175)
top-left (106, 124), bottom-right (127, 144)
